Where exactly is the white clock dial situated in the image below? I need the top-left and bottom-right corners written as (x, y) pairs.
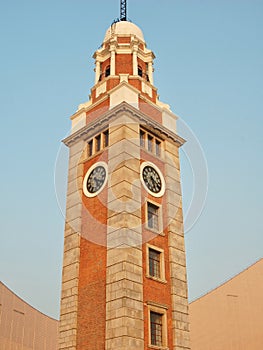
top-left (83, 162), bottom-right (108, 197)
top-left (140, 162), bottom-right (165, 197)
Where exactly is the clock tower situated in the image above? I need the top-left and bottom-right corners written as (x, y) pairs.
top-left (58, 15), bottom-right (191, 350)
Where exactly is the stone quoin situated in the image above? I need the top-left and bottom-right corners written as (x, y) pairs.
top-left (59, 13), bottom-right (191, 350)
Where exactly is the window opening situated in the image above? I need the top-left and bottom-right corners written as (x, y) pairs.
top-left (149, 248), bottom-right (161, 278)
top-left (105, 66), bottom-right (110, 77)
top-left (148, 135), bottom-right (153, 153)
top-left (140, 130), bottom-right (145, 147)
top-left (88, 140), bottom-right (93, 157)
top-left (150, 311), bottom-right (163, 346)
top-left (147, 202), bottom-right (159, 231)
top-left (103, 130), bottom-right (109, 147)
top-left (155, 140), bottom-right (161, 157)
top-left (95, 135), bottom-right (101, 152)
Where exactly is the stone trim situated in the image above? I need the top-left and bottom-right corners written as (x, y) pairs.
top-left (147, 303), bottom-right (168, 349)
top-left (165, 138), bottom-right (191, 350)
top-left (63, 102), bottom-right (185, 148)
top-left (105, 118), bottom-right (144, 350)
top-left (58, 140), bottom-right (84, 350)
top-left (146, 301), bottom-right (169, 310)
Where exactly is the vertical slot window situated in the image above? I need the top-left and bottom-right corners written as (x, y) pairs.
top-left (155, 140), bottom-right (161, 157)
top-left (103, 130), bottom-right (109, 148)
top-left (148, 135), bottom-right (153, 153)
top-left (88, 140), bottom-right (93, 157)
top-left (105, 66), bottom-right (110, 77)
top-left (140, 130), bottom-right (145, 148)
top-left (95, 135), bottom-right (101, 152)
top-left (87, 129), bottom-right (109, 158)
top-left (140, 128), bottom-right (162, 157)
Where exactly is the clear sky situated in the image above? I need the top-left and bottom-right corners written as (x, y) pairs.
top-left (0, 0), bottom-right (262, 319)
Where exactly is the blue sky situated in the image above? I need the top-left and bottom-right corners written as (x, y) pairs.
top-left (0, 0), bottom-right (262, 319)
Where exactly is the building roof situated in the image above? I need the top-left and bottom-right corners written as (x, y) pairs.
top-left (104, 21), bottom-right (145, 43)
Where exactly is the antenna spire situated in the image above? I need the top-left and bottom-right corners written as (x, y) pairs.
top-left (120, 0), bottom-right (127, 21)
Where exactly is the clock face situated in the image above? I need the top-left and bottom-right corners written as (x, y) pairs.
top-left (142, 166), bottom-right (162, 193)
top-left (140, 162), bottom-right (165, 197)
top-left (83, 162), bottom-right (108, 197)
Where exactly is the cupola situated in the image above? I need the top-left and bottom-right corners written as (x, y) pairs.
top-left (91, 19), bottom-right (156, 104)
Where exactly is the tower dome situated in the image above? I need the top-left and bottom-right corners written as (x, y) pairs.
top-left (104, 21), bottom-right (145, 43)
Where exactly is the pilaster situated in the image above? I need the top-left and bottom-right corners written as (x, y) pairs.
top-left (148, 61), bottom-right (154, 85)
top-left (110, 41), bottom-right (117, 76)
top-left (132, 43), bottom-right (139, 76)
top-left (105, 115), bottom-right (144, 350)
top-left (165, 139), bottom-right (191, 350)
top-left (59, 140), bottom-right (84, 350)
top-left (95, 60), bottom-right (101, 85)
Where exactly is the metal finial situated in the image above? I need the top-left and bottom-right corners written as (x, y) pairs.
top-left (120, 0), bottom-right (127, 21)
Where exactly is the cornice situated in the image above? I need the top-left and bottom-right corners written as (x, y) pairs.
top-left (63, 102), bottom-right (185, 148)
top-left (137, 50), bottom-right (155, 61)
top-left (71, 82), bottom-right (176, 123)
top-left (93, 40), bottom-right (155, 61)
top-left (104, 34), bottom-right (145, 45)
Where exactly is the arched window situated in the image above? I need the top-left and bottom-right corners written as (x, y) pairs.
top-left (105, 66), bottom-right (110, 77)
top-left (138, 66), bottom-right (143, 77)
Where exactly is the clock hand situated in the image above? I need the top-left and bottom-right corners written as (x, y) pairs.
top-left (95, 173), bottom-right (103, 181)
top-left (89, 178), bottom-right (96, 188)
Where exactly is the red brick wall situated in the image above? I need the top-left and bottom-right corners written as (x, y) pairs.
top-left (115, 54), bottom-right (133, 75)
top-left (142, 236), bottom-right (173, 350)
top-left (77, 239), bottom-right (106, 350)
top-left (77, 153), bottom-right (108, 350)
top-left (86, 99), bottom-right (109, 124)
top-left (139, 99), bottom-right (162, 123)
top-left (118, 37), bottom-right (130, 44)
top-left (107, 77), bottom-right (120, 91)
top-left (140, 151), bottom-right (173, 350)
top-left (129, 79), bottom-right (141, 91)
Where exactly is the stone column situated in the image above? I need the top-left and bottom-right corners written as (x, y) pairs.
top-left (165, 140), bottom-right (191, 350)
top-left (58, 140), bottom-right (84, 350)
top-left (110, 48), bottom-right (116, 76)
top-left (133, 47), bottom-right (138, 76)
top-left (148, 61), bottom-right (154, 85)
top-left (105, 114), bottom-right (144, 350)
top-left (95, 60), bottom-right (101, 84)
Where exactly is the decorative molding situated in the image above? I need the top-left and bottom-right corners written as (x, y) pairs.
top-left (146, 301), bottom-right (169, 310)
top-left (63, 102), bottom-right (186, 148)
top-left (96, 81), bottom-right (107, 98)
